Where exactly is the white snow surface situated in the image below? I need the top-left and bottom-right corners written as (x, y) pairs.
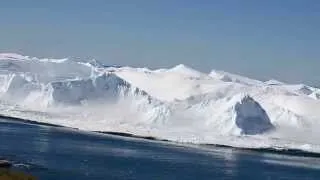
top-left (1, 53), bottom-right (320, 152)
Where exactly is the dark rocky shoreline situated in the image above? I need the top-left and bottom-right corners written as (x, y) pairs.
top-left (0, 160), bottom-right (12, 169)
top-left (0, 160), bottom-right (36, 180)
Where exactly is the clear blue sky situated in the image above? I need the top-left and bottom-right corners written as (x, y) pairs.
top-left (1, 0), bottom-right (319, 85)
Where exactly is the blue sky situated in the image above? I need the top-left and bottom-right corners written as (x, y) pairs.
top-left (0, 0), bottom-right (319, 85)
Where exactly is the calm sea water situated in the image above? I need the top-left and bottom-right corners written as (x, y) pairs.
top-left (0, 118), bottom-right (320, 180)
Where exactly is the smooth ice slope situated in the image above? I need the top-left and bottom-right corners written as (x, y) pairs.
top-left (1, 53), bottom-right (320, 153)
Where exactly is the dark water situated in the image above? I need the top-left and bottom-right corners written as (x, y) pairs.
top-left (0, 118), bottom-right (320, 180)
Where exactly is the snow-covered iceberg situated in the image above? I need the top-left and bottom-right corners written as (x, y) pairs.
top-left (1, 53), bottom-right (320, 153)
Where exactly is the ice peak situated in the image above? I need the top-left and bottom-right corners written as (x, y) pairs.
top-left (173, 63), bottom-right (188, 69)
top-left (168, 64), bottom-right (203, 77)
top-left (237, 94), bottom-right (255, 104)
top-left (170, 64), bottom-right (193, 71)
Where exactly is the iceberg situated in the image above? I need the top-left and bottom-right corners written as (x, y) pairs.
top-left (1, 53), bottom-right (320, 153)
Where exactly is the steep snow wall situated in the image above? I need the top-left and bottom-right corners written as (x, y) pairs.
top-left (233, 95), bottom-right (274, 135)
top-left (0, 73), bottom-right (41, 101)
top-left (0, 71), bottom-right (150, 108)
top-left (0, 54), bottom-right (151, 107)
top-left (47, 73), bottom-right (131, 105)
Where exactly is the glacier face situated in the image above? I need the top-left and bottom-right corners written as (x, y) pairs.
top-left (1, 53), bottom-right (320, 152)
